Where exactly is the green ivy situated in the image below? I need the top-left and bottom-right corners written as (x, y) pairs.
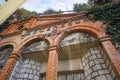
top-left (86, 2), bottom-right (120, 44)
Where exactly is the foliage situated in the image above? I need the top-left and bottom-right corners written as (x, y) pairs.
top-left (86, 2), bottom-right (120, 44)
top-left (43, 8), bottom-right (63, 14)
top-left (16, 8), bottom-right (38, 19)
top-left (57, 10), bottom-right (63, 14)
top-left (73, 4), bottom-right (91, 12)
top-left (43, 8), bottom-right (57, 14)
top-left (0, 8), bottom-right (38, 32)
top-left (88, 0), bottom-right (115, 5)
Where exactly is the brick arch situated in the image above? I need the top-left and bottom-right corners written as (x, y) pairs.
top-left (0, 44), bottom-right (14, 73)
top-left (55, 25), bottom-right (107, 46)
top-left (55, 25), bottom-right (119, 80)
top-left (16, 35), bottom-right (53, 54)
top-left (0, 44), bottom-right (14, 53)
top-left (0, 41), bottom-right (18, 52)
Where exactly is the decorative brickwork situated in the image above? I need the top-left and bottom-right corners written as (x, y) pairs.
top-left (0, 13), bottom-right (120, 80)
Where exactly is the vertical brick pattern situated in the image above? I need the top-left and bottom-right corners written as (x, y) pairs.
top-left (81, 47), bottom-right (118, 80)
top-left (1, 58), bottom-right (17, 80)
top-left (46, 50), bottom-right (58, 80)
top-left (10, 59), bottom-right (41, 80)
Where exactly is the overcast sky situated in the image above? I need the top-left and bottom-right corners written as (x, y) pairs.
top-left (21, 0), bottom-right (88, 13)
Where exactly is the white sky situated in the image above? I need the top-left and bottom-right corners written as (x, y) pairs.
top-left (21, 0), bottom-right (88, 13)
top-left (0, 0), bottom-right (6, 5)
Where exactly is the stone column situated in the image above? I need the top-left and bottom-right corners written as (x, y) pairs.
top-left (0, 51), bottom-right (20, 80)
top-left (99, 36), bottom-right (120, 79)
top-left (46, 45), bottom-right (58, 80)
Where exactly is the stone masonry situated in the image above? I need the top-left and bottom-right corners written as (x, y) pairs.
top-left (10, 59), bottom-right (41, 80)
top-left (0, 46), bottom-right (13, 72)
top-left (81, 47), bottom-right (118, 80)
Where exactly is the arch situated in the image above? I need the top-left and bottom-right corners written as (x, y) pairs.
top-left (11, 36), bottom-right (51, 80)
top-left (0, 44), bottom-right (14, 72)
top-left (59, 32), bottom-right (96, 47)
top-left (0, 41), bottom-right (18, 51)
top-left (55, 25), bottom-right (106, 45)
top-left (17, 35), bottom-right (53, 54)
top-left (56, 25), bottom-right (118, 80)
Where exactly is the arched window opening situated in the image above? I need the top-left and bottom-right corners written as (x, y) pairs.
top-left (59, 32), bottom-right (97, 47)
top-left (58, 32), bottom-right (118, 80)
top-left (10, 40), bottom-right (49, 80)
top-left (0, 45), bottom-right (13, 72)
top-left (21, 40), bottom-right (49, 54)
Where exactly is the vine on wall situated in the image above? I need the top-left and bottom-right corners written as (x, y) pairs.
top-left (86, 2), bottom-right (120, 45)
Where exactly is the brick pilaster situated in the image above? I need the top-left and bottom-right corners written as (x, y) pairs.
top-left (0, 51), bottom-right (20, 80)
top-left (46, 45), bottom-right (58, 80)
top-left (99, 36), bottom-right (120, 79)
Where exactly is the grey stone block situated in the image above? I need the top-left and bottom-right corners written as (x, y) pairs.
top-left (111, 70), bottom-right (116, 78)
top-left (26, 64), bottom-right (31, 68)
top-left (87, 69), bottom-right (92, 75)
top-left (37, 71), bottom-right (40, 75)
top-left (89, 61), bottom-right (95, 67)
top-left (32, 65), bottom-right (36, 69)
top-left (101, 64), bottom-right (107, 69)
top-left (92, 55), bottom-right (97, 59)
top-left (33, 70), bottom-right (37, 75)
top-left (20, 69), bottom-right (26, 73)
top-left (82, 56), bottom-right (85, 62)
top-left (28, 69), bottom-right (33, 74)
top-left (15, 74), bottom-right (20, 78)
top-left (36, 62), bottom-right (40, 66)
top-left (95, 75), bottom-right (107, 80)
top-left (34, 75), bottom-right (39, 80)
top-left (29, 74), bottom-right (34, 79)
top-left (93, 65), bottom-right (102, 71)
top-left (97, 59), bottom-right (104, 64)
top-left (105, 60), bottom-right (109, 67)
top-left (24, 59), bottom-right (29, 64)
top-left (85, 58), bottom-right (89, 64)
top-left (98, 70), bottom-right (110, 75)
top-left (82, 61), bottom-right (85, 67)
top-left (86, 75), bottom-right (91, 80)
top-left (89, 56), bottom-right (94, 61)
top-left (106, 75), bottom-right (112, 80)
top-left (96, 54), bottom-right (102, 58)
top-left (29, 60), bottom-right (35, 65)
top-left (92, 72), bottom-right (98, 78)
top-left (36, 66), bottom-right (41, 71)
top-left (87, 52), bottom-right (91, 57)
top-left (23, 74), bottom-right (29, 78)
top-left (20, 74), bottom-right (24, 78)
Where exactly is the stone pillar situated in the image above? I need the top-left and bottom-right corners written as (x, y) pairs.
top-left (99, 36), bottom-right (120, 79)
top-left (10, 59), bottom-right (41, 80)
top-left (0, 51), bottom-right (20, 80)
top-left (46, 45), bottom-right (58, 80)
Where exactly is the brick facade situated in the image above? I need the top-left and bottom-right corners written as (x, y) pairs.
top-left (0, 13), bottom-right (120, 80)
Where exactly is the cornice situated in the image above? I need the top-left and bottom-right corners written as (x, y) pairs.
top-left (0, 14), bottom-right (85, 37)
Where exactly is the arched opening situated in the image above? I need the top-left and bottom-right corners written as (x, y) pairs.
top-left (10, 39), bottom-right (49, 80)
top-left (0, 45), bottom-right (13, 72)
top-left (58, 32), bottom-right (117, 80)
